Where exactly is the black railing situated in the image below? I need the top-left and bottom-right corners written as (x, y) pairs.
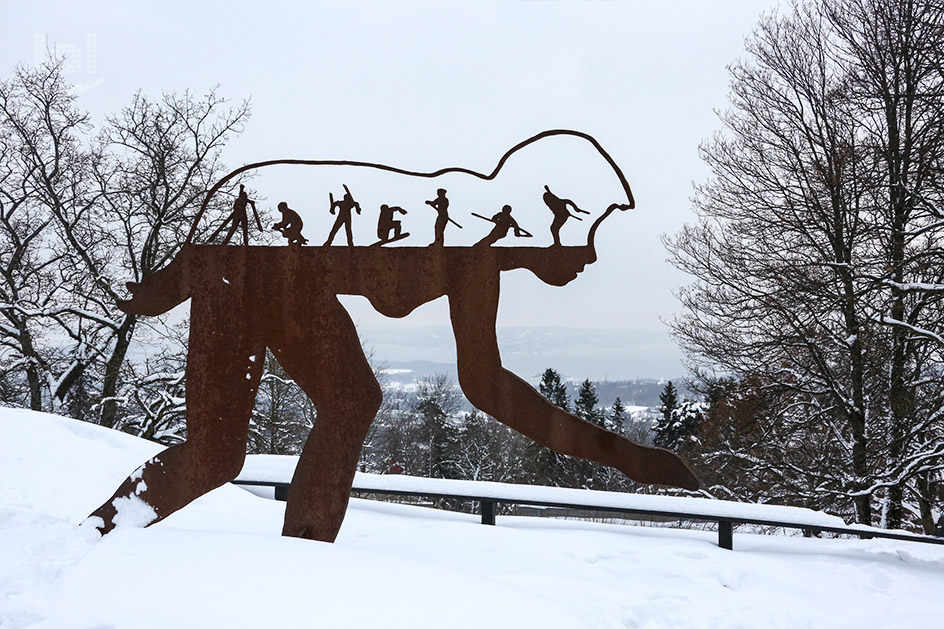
top-left (232, 479), bottom-right (944, 551)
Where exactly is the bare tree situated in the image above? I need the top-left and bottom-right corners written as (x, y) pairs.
top-left (0, 59), bottom-right (252, 432)
top-left (826, 0), bottom-right (944, 528)
top-left (666, 0), bottom-right (944, 529)
top-left (0, 59), bottom-right (103, 414)
top-left (248, 351), bottom-right (315, 455)
top-left (90, 88), bottom-right (251, 428)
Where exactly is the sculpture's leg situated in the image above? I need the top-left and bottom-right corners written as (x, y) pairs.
top-left (270, 295), bottom-right (382, 541)
top-left (447, 271), bottom-right (698, 490)
top-left (208, 216), bottom-right (231, 244)
top-left (87, 290), bottom-right (266, 534)
top-left (324, 218), bottom-right (337, 246)
top-left (434, 216), bottom-right (446, 245)
top-left (550, 213), bottom-right (566, 246)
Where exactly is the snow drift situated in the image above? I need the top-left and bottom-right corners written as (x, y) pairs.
top-left (2, 408), bottom-right (942, 628)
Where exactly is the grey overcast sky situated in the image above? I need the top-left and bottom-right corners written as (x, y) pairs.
top-left (3, 0), bottom-right (780, 379)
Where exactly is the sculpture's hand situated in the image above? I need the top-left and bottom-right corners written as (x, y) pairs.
top-left (116, 247), bottom-right (193, 316)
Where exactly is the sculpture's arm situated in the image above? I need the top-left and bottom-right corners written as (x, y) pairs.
top-left (117, 245), bottom-right (195, 316)
top-left (446, 265), bottom-right (698, 491)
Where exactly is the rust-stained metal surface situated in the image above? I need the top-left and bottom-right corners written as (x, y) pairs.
top-left (88, 245), bottom-right (698, 541)
top-left (88, 130), bottom-right (698, 542)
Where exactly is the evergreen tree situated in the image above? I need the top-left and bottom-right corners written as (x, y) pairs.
top-left (538, 368), bottom-right (570, 412)
top-left (609, 397), bottom-right (627, 435)
top-left (528, 368), bottom-right (574, 486)
top-left (575, 379), bottom-right (605, 427)
top-left (659, 381), bottom-right (679, 425)
top-left (654, 399), bottom-right (705, 452)
top-left (411, 374), bottom-right (464, 479)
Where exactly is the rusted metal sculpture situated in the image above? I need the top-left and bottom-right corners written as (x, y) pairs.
top-left (473, 206), bottom-right (532, 246)
top-left (425, 188), bottom-right (461, 245)
top-left (208, 184), bottom-right (262, 245)
top-left (543, 184), bottom-right (590, 247)
top-left (272, 202), bottom-right (308, 246)
top-left (86, 129), bottom-right (699, 542)
top-left (376, 204), bottom-right (409, 245)
top-left (324, 184), bottom-right (361, 246)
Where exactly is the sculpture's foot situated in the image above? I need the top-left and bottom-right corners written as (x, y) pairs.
top-left (281, 513), bottom-right (339, 543)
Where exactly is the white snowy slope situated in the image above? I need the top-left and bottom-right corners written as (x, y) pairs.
top-left (1, 408), bottom-right (943, 629)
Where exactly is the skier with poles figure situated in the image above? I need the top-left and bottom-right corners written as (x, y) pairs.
top-left (209, 184), bottom-right (263, 246)
top-left (472, 204), bottom-right (531, 246)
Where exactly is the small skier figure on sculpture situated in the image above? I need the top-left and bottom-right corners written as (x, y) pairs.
top-left (377, 204), bottom-right (408, 243)
top-left (324, 185), bottom-right (362, 246)
top-left (209, 184), bottom-right (263, 245)
top-left (425, 188), bottom-right (462, 245)
top-left (473, 204), bottom-right (531, 246)
top-left (272, 202), bottom-right (308, 246)
top-left (542, 185), bottom-right (589, 246)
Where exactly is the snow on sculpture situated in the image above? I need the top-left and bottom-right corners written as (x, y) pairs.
top-left (87, 129), bottom-right (699, 542)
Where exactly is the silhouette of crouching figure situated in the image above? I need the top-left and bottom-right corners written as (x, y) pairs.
top-left (272, 202), bottom-right (308, 246)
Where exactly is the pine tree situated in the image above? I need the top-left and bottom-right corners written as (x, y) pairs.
top-left (609, 397), bottom-right (627, 435)
top-left (538, 368), bottom-right (570, 412)
top-left (659, 381), bottom-right (678, 425)
top-left (411, 374), bottom-right (464, 479)
top-left (654, 399), bottom-right (705, 452)
top-left (529, 368), bottom-right (574, 486)
top-left (575, 379), bottom-right (605, 427)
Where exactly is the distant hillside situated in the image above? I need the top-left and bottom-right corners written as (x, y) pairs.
top-left (378, 360), bottom-right (695, 410)
top-left (357, 325), bottom-right (686, 381)
top-left (566, 379), bottom-right (682, 408)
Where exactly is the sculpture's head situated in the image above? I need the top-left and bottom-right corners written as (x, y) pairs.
top-left (187, 129), bottom-right (634, 255)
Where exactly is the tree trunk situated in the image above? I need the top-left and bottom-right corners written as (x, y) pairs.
top-left (18, 322), bottom-right (44, 411)
top-left (885, 154), bottom-right (909, 530)
top-left (99, 315), bottom-right (135, 429)
top-left (916, 473), bottom-right (935, 535)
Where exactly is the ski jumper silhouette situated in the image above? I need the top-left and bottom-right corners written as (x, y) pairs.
top-left (543, 185), bottom-right (590, 246)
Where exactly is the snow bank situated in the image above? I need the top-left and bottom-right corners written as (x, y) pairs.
top-left (3, 408), bottom-right (944, 628)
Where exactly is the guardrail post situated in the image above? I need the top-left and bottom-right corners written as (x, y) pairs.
top-left (274, 485), bottom-right (290, 502)
top-left (718, 520), bottom-right (733, 550)
top-left (480, 500), bottom-right (496, 525)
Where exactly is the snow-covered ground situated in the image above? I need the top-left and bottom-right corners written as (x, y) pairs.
top-left (2, 408), bottom-right (942, 628)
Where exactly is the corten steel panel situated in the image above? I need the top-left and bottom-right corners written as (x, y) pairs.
top-left (88, 131), bottom-right (699, 542)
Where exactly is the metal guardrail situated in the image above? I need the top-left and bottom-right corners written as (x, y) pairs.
top-left (232, 479), bottom-right (944, 550)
